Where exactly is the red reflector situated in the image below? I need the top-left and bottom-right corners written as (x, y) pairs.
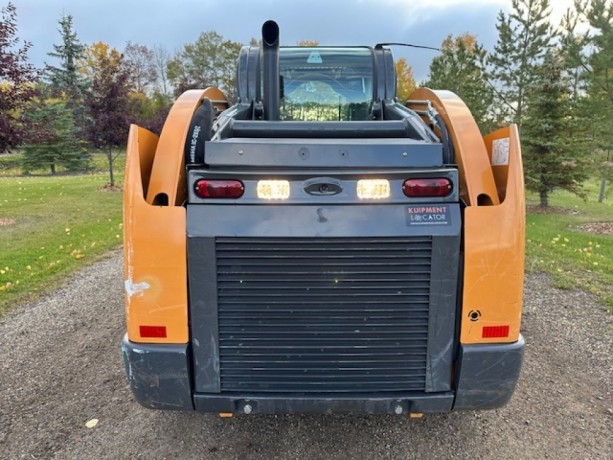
top-left (482, 325), bottom-right (510, 338)
top-left (139, 325), bottom-right (167, 338)
top-left (194, 179), bottom-right (244, 199)
top-left (403, 178), bottom-right (452, 197)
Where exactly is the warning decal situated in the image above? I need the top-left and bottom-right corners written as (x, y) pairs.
top-left (492, 137), bottom-right (510, 166)
top-left (406, 205), bottom-right (451, 226)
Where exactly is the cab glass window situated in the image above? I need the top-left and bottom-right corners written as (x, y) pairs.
top-left (278, 47), bottom-right (373, 121)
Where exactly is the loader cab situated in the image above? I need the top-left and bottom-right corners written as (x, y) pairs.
top-left (278, 47), bottom-right (374, 121)
top-left (235, 44), bottom-right (397, 122)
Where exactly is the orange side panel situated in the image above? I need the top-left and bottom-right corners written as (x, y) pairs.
top-left (407, 88), bottom-right (499, 206)
top-left (123, 125), bottom-right (188, 343)
top-left (461, 126), bottom-right (525, 343)
top-left (146, 87), bottom-right (228, 206)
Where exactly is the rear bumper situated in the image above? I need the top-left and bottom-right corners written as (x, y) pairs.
top-left (121, 334), bottom-right (524, 414)
top-left (121, 335), bottom-right (194, 411)
top-left (193, 392), bottom-right (454, 414)
top-left (453, 335), bottom-right (525, 410)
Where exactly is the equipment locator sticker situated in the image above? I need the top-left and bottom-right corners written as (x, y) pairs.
top-left (406, 205), bottom-right (451, 226)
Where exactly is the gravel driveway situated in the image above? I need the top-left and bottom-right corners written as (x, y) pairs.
top-left (0, 250), bottom-right (611, 459)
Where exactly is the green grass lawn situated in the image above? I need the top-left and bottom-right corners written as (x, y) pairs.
top-left (526, 177), bottom-right (613, 310)
top-left (0, 152), bottom-right (23, 175)
top-left (0, 155), bottom-right (124, 315)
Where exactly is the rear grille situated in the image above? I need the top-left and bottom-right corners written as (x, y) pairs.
top-left (215, 237), bottom-right (432, 393)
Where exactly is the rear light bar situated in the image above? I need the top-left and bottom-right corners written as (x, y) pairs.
top-left (403, 178), bottom-right (452, 197)
top-left (193, 177), bottom-right (454, 200)
top-left (194, 179), bottom-right (244, 199)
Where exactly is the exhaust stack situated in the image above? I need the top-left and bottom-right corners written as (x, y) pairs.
top-left (261, 20), bottom-right (280, 121)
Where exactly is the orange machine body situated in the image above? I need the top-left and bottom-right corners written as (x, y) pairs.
top-left (123, 88), bottom-right (227, 344)
top-left (121, 36), bottom-right (525, 415)
top-left (408, 89), bottom-right (525, 345)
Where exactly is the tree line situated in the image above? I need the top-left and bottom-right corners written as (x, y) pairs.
top-left (421, 0), bottom-right (611, 206)
top-left (0, 0), bottom-right (611, 205)
top-left (0, 3), bottom-right (243, 184)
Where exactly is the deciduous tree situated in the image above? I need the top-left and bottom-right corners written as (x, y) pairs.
top-left (423, 34), bottom-right (493, 131)
top-left (152, 44), bottom-right (171, 97)
top-left (128, 90), bottom-right (171, 135)
top-left (296, 39), bottom-right (319, 46)
top-left (167, 31), bottom-right (242, 101)
top-left (124, 42), bottom-right (157, 95)
top-left (0, 2), bottom-right (38, 153)
top-left (79, 41), bottom-right (122, 80)
top-left (84, 44), bottom-right (131, 186)
top-left (395, 58), bottom-right (416, 104)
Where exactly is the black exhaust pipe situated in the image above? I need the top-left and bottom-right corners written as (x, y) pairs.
top-left (261, 20), bottom-right (280, 121)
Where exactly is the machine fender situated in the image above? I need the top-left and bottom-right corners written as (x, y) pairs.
top-left (407, 88), bottom-right (499, 206)
top-left (146, 87), bottom-right (227, 206)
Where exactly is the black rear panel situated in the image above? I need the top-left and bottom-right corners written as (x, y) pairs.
top-left (187, 203), bottom-right (461, 396)
top-left (216, 237), bottom-right (431, 393)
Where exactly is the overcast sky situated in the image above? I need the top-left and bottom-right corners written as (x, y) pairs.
top-left (11, 0), bottom-right (574, 82)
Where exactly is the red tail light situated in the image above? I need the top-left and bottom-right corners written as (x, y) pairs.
top-left (403, 178), bottom-right (452, 197)
top-left (194, 179), bottom-right (244, 199)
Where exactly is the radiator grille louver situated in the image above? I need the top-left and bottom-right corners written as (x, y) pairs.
top-left (215, 237), bottom-right (432, 393)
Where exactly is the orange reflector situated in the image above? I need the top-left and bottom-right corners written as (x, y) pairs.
top-left (139, 325), bottom-right (167, 338)
top-left (482, 325), bottom-right (509, 338)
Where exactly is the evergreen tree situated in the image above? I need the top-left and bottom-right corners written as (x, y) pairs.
top-left (522, 52), bottom-right (587, 207)
top-left (45, 14), bottom-right (86, 105)
top-left (558, 6), bottom-right (592, 186)
top-left (22, 98), bottom-right (90, 174)
top-left (486, 0), bottom-right (554, 126)
top-left (581, 0), bottom-right (612, 202)
top-left (423, 34), bottom-right (494, 132)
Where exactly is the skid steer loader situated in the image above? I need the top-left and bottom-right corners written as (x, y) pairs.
top-left (122, 20), bottom-right (525, 415)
